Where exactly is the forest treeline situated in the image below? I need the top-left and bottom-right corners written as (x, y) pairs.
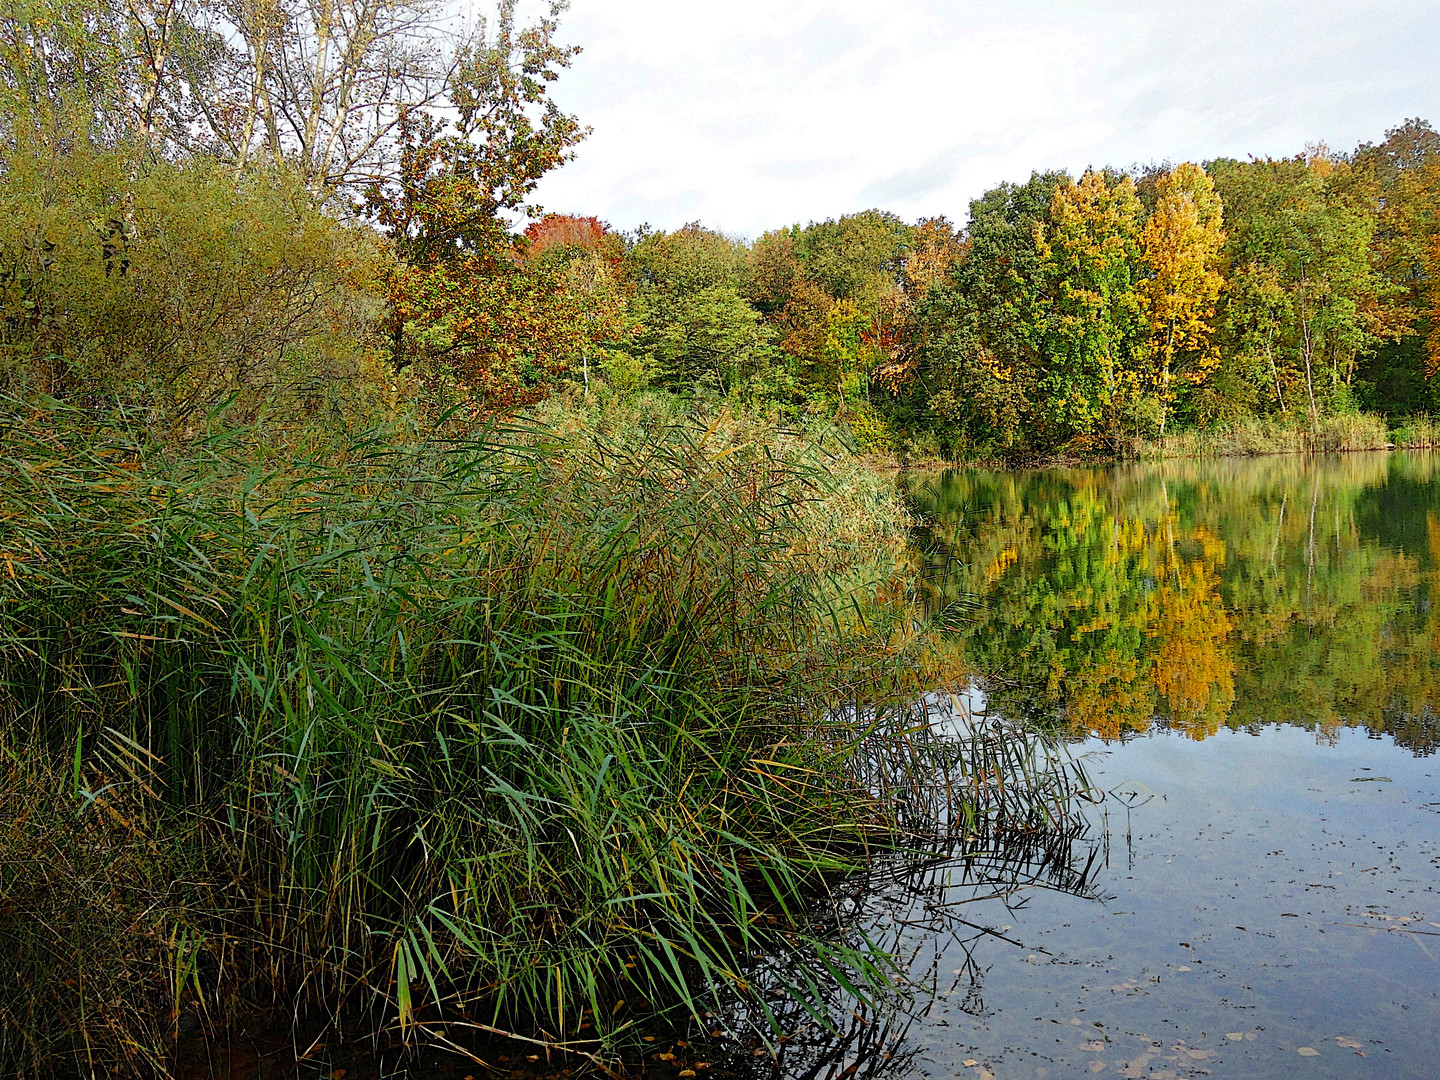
top-left (529, 130), bottom-right (1440, 459)
top-left (2, 0), bottom-right (1438, 456)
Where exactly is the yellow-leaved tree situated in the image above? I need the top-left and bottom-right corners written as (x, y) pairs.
top-left (1035, 170), bottom-right (1148, 446)
top-left (1428, 234), bottom-right (1440, 381)
top-left (1139, 164), bottom-right (1227, 436)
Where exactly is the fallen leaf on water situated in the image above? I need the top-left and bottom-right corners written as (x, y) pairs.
top-left (1297, 1046), bottom-right (1320, 1057)
top-left (1226, 1033), bottom-right (1243, 1041)
top-left (1089, 1063), bottom-right (1106, 1074)
top-left (679, 1072), bottom-right (697, 1078)
top-left (1187, 1049), bottom-right (1211, 1059)
top-left (962, 1060), bottom-right (979, 1068)
top-left (1336, 1037), bottom-right (1363, 1049)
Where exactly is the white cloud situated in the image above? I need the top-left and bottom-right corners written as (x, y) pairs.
top-left (514, 0), bottom-right (1440, 237)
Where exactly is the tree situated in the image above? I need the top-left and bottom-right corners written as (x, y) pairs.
top-left (1035, 170), bottom-right (1150, 444)
top-left (1214, 154), bottom-right (1386, 423)
top-left (1428, 233), bottom-right (1440, 381)
top-left (1351, 118), bottom-right (1440, 317)
top-left (794, 209), bottom-right (911, 309)
top-left (515, 215), bottom-right (629, 388)
top-left (522, 213), bottom-right (623, 266)
top-left (1138, 163), bottom-right (1226, 435)
top-left (1219, 262), bottom-right (1290, 414)
top-left (363, 5), bottom-right (583, 269)
top-left (359, 1), bottom-right (586, 400)
top-left (0, 0), bottom-right (134, 142)
top-left (1345, 119), bottom-right (1440, 412)
top-left (869, 216), bottom-right (961, 396)
top-left (625, 225), bottom-right (775, 394)
top-left (745, 227), bottom-right (802, 317)
top-left (0, 0), bottom-right (573, 195)
top-left (914, 172), bottom-right (1064, 449)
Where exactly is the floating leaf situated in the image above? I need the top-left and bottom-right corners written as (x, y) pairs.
top-left (1297, 1046), bottom-right (1320, 1057)
top-left (1336, 1037), bottom-right (1363, 1049)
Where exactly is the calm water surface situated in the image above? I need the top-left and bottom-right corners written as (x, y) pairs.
top-left (844, 452), bottom-right (1440, 1080)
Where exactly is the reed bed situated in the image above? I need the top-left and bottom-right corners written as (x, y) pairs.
top-left (0, 401), bottom-right (1085, 1077)
top-left (1139, 411), bottom-right (1394, 459)
top-left (1391, 413), bottom-right (1440, 450)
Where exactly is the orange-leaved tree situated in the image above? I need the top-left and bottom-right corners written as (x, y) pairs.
top-left (363, 0), bottom-right (590, 408)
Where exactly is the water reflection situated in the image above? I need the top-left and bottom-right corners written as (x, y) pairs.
top-left (729, 696), bottom-right (1108, 1080)
top-left (909, 452), bottom-right (1440, 753)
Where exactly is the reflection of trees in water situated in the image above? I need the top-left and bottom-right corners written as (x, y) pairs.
top-left (715, 707), bottom-right (1105, 1080)
top-left (906, 451), bottom-right (1440, 754)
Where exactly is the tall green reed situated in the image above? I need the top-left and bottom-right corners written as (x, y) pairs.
top-left (0, 400), bottom-right (1085, 1076)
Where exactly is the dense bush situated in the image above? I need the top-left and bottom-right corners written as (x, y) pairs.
top-left (0, 146), bottom-right (391, 428)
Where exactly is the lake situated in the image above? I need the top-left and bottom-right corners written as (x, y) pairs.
top-left (779, 452), bottom-right (1439, 1080)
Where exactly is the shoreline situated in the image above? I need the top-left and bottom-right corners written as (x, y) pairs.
top-left (870, 435), bottom-right (1440, 474)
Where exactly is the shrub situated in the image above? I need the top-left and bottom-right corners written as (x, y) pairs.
top-left (0, 146), bottom-right (390, 429)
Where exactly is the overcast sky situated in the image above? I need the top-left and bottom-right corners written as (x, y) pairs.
top-left (520, 0), bottom-right (1440, 239)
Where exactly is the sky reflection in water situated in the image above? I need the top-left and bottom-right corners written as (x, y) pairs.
top-left (829, 453), bottom-right (1440, 1080)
